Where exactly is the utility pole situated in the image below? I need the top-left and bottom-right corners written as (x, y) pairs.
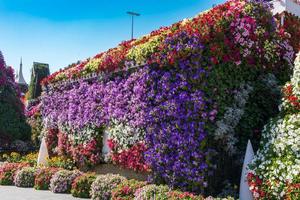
top-left (126, 11), bottom-right (140, 40)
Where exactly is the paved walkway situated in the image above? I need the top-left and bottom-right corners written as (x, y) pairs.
top-left (0, 186), bottom-right (88, 200)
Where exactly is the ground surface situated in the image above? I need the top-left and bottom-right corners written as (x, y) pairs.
top-left (0, 186), bottom-right (87, 200)
top-left (92, 163), bottom-right (148, 181)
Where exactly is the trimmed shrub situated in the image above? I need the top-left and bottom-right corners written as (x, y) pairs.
top-left (49, 169), bottom-right (82, 193)
top-left (134, 184), bottom-right (170, 200)
top-left (111, 179), bottom-right (147, 200)
top-left (0, 162), bottom-right (29, 185)
top-left (14, 167), bottom-right (36, 187)
top-left (34, 167), bottom-right (60, 190)
top-left (90, 174), bottom-right (126, 200)
top-left (71, 173), bottom-right (96, 198)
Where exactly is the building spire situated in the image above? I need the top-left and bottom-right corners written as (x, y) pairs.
top-left (16, 57), bottom-right (27, 85)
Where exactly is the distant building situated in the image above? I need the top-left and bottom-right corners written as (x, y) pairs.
top-left (15, 58), bottom-right (28, 95)
top-left (272, 0), bottom-right (300, 24)
top-left (27, 62), bottom-right (50, 100)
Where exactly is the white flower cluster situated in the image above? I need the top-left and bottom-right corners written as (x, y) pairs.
top-left (214, 83), bottom-right (253, 154)
top-left (249, 52), bottom-right (300, 198)
top-left (249, 114), bottom-right (300, 196)
top-left (56, 122), bottom-right (100, 145)
top-left (107, 119), bottom-right (145, 153)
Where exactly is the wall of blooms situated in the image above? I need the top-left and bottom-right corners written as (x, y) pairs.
top-left (34, 0), bottom-right (299, 195)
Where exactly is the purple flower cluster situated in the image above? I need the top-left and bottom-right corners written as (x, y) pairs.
top-left (145, 67), bottom-right (212, 192)
top-left (42, 67), bottom-right (149, 132)
top-left (144, 31), bottom-right (213, 192)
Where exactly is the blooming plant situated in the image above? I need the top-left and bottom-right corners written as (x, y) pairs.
top-left (1, 152), bottom-right (21, 163)
top-left (90, 174), bottom-right (126, 200)
top-left (71, 173), bottom-right (96, 198)
top-left (213, 83), bottom-right (253, 153)
top-left (166, 190), bottom-right (204, 200)
top-left (34, 167), bottom-right (60, 190)
top-left (111, 179), bottom-right (147, 200)
top-left (14, 167), bottom-right (36, 187)
top-left (49, 169), bottom-right (82, 193)
top-left (47, 156), bottom-right (76, 170)
top-left (0, 162), bottom-right (29, 185)
top-left (110, 142), bottom-right (149, 172)
top-left (248, 52), bottom-right (300, 199)
top-left (134, 184), bottom-right (170, 200)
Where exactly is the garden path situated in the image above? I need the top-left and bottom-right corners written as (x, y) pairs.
top-left (0, 186), bottom-right (88, 200)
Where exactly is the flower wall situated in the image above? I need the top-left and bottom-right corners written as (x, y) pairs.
top-left (40, 0), bottom-right (297, 194)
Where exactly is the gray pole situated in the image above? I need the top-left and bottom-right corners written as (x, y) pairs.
top-left (127, 11), bottom-right (140, 40)
top-left (131, 15), bottom-right (134, 40)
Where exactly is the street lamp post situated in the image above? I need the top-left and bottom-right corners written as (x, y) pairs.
top-left (127, 11), bottom-right (140, 40)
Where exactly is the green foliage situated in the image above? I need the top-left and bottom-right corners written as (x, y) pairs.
top-left (47, 156), bottom-right (76, 170)
top-left (0, 101), bottom-right (30, 141)
top-left (1, 152), bottom-right (22, 163)
top-left (27, 62), bottom-right (49, 100)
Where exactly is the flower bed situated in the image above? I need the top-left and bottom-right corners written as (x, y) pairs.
top-left (90, 174), bottom-right (126, 200)
top-left (71, 173), bottom-right (96, 198)
top-left (0, 162), bottom-right (236, 199)
top-left (39, 0), bottom-right (299, 195)
top-left (49, 169), bottom-right (82, 193)
top-left (14, 167), bottom-right (36, 187)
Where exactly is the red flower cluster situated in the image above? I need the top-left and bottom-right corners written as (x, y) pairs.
top-left (283, 84), bottom-right (300, 110)
top-left (247, 172), bottom-right (266, 199)
top-left (46, 130), bottom-right (102, 168)
top-left (110, 142), bottom-right (149, 172)
top-left (34, 167), bottom-right (60, 190)
top-left (69, 139), bottom-right (102, 168)
top-left (167, 190), bottom-right (203, 199)
top-left (111, 179), bottom-right (146, 200)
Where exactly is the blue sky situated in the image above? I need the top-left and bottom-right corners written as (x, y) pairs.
top-left (0, 0), bottom-right (225, 83)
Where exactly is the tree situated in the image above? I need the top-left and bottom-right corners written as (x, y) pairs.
top-left (0, 51), bottom-right (30, 145)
